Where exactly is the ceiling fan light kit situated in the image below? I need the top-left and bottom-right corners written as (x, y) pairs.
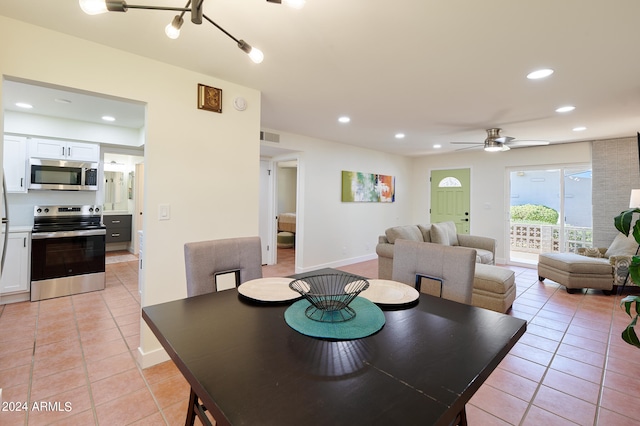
top-left (78, 0), bottom-right (303, 63)
top-left (484, 139), bottom-right (509, 152)
top-left (451, 128), bottom-right (549, 153)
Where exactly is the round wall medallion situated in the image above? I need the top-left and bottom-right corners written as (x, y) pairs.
top-left (233, 97), bottom-right (247, 111)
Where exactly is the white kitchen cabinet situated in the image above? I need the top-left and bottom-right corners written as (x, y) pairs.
top-left (29, 138), bottom-right (100, 162)
top-left (3, 136), bottom-right (28, 193)
top-left (0, 231), bottom-right (30, 295)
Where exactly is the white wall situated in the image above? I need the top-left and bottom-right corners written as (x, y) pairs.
top-left (410, 142), bottom-right (592, 263)
top-left (5, 110), bottom-right (143, 147)
top-left (0, 16), bottom-right (261, 367)
top-left (277, 166), bottom-right (297, 214)
top-left (264, 129), bottom-right (414, 271)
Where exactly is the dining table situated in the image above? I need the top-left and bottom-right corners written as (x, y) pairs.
top-left (142, 268), bottom-right (527, 426)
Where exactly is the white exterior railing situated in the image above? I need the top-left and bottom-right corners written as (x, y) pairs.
top-left (510, 223), bottom-right (593, 254)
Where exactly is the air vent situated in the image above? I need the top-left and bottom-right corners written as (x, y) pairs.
top-left (260, 131), bottom-right (280, 143)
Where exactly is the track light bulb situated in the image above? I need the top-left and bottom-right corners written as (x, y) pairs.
top-left (165, 15), bottom-right (184, 39)
top-left (283, 0), bottom-right (306, 9)
top-left (238, 40), bottom-right (264, 63)
top-left (79, 0), bottom-right (108, 15)
top-left (267, 0), bottom-right (306, 8)
top-left (248, 47), bottom-right (264, 64)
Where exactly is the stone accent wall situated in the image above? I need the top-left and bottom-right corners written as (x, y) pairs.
top-left (592, 136), bottom-right (640, 246)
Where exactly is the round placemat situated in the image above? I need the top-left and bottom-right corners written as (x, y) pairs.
top-left (284, 296), bottom-right (385, 340)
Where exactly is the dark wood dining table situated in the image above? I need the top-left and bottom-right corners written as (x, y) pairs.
top-left (142, 270), bottom-right (526, 426)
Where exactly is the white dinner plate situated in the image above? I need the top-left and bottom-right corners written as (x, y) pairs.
top-left (238, 277), bottom-right (301, 302)
top-left (356, 279), bottom-right (419, 305)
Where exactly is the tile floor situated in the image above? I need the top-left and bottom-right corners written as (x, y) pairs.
top-left (0, 249), bottom-right (638, 425)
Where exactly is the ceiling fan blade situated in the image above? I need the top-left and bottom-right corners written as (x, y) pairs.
top-left (454, 145), bottom-right (482, 151)
top-left (494, 136), bottom-right (515, 143)
top-left (450, 142), bottom-right (483, 145)
top-left (505, 140), bottom-right (550, 146)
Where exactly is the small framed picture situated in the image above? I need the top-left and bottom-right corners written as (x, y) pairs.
top-left (197, 84), bottom-right (222, 113)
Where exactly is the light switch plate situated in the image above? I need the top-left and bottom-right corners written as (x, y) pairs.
top-left (158, 204), bottom-right (171, 220)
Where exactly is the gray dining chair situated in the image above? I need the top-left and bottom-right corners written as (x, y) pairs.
top-left (184, 236), bottom-right (263, 297)
top-left (391, 239), bottom-right (476, 305)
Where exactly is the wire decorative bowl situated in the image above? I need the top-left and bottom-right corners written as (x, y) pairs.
top-left (289, 274), bottom-right (369, 322)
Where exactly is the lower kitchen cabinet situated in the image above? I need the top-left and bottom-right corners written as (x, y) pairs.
top-left (0, 232), bottom-right (30, 295)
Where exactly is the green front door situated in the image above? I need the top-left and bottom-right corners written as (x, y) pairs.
top-left (430, 168), bottom-right (471, 234)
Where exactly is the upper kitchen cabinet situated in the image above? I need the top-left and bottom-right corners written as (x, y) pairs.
top-left (29, 138), bottom-right (100, 162)
top-left (3, 135), bottom-right (28, 193)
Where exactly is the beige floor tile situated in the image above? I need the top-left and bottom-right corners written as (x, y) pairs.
top-left (2, 251), bottom-right (640, 424)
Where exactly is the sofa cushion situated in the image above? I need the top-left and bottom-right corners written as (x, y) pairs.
top-left (475, 248), bottom-right (493, 264)
top-left (605, 233), bottom-right (638, 258)
top-left (474, 263), bottom-right (515, 294)
top-left (385, 225), bottom-right (423, 244)
top-left (417, 224), bottom-right (432, 242)
top-left (431, 221), bottom-right (459, 246)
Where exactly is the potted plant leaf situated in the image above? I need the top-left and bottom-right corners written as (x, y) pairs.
top-left (614, 208), bottom-right (640, 348)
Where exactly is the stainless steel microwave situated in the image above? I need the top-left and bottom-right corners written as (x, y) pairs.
top-left (29, 158), bottom-right (99, 191)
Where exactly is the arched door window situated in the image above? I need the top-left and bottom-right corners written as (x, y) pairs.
top-left (438, 177), bottom-right (462, 187)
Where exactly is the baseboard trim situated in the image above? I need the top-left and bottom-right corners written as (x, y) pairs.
top-left (136, 345), bottom-right (170, 369)
top-left (295, 253), bottom-right (378, 274)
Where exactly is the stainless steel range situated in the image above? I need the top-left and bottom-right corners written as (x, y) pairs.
top-left (31, 205), bottom-right (106, 301)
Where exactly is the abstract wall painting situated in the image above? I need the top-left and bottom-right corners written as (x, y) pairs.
top-left (341, 171), bottom-right (395, 202)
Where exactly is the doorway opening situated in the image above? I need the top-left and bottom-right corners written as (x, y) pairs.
top-left (274, 160), bottom-right (297, 268)
top-left (103, 151), bottom-right (144, 254)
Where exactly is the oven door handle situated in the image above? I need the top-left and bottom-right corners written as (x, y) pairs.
top-left (32, 229), bottom-right (107, 239)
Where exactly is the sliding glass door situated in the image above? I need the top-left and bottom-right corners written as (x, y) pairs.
top-left (508, 164), bottom-right (592, 265)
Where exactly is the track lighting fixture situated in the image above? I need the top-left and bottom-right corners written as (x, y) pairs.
top-left (79, 0), bottom-right (305, 63)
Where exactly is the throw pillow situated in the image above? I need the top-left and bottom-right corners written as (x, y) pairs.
top-left (581, 247), bottom-right (603, 258)
top-left (431, 221), bottom-right (459, 246)
top-left (605, 233), bottom-right (639, 258)
top-left (385, 225), bottom-right (423, 244)
top-left (417, 224), bottom-right (432, 242)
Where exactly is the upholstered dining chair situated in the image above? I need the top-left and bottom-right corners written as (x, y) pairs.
top-left (392, 239), bottom-right (477, 305)
top-left (184, 236), bottom-right (263, 297)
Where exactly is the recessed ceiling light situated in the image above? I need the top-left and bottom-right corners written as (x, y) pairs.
top-left (15, 102), bottom-right (33, 109)
top-left (338, 116), bottom-right (350, 123)
top-left (555, 106), bottom-right (575, 113)
top-left (572, 126), bottom-right (587, 132)
top-left (55, 98), bottom-right (72, 104)
top-left (102, 116), bottom-right (116, 122)
top-left (433, 144), bottom-right (442, 149)
top-left (395, 133), bottom-right (405, 139)
top-left (527, 68), bottom-right (554, 80)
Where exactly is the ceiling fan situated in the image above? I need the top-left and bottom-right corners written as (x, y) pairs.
top-left (451, 128), bottom-right (550, 152)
